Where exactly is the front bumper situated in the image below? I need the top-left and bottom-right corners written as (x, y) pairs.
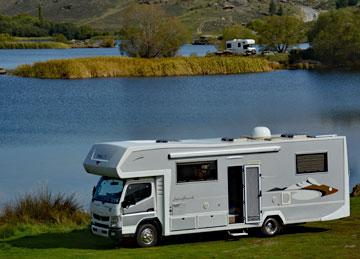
top-left (91, 223), bottom-right (122, 240)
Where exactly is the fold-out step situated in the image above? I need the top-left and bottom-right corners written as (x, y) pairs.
top-left (227, 230), bottom-right (248, 237)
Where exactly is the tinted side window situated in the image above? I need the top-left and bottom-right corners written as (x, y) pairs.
top-left (177, 161), bottom-right (217, 183)
top-left (125, 183), bottom-right (151, 203)
top-left (226, 43), bottom-right (231, 48)
top-left (296, 153), bottom-right (328, 174)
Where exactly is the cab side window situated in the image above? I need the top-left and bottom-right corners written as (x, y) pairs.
top-left (125, 183), bottom-right (151, 203)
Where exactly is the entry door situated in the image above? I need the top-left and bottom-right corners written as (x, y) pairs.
top-left (243, 165), bottom-right (261, 223)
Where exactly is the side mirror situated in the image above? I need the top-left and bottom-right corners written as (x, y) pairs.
top-left (121, 200), bottom-right (129, 208)
top-left (121, 195), bottom-right (136, 208)
top-left (92, 186), bottom-right (96, 197)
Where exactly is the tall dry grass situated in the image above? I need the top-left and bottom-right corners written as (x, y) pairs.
top-left (13, 56), bottom-right (274, 79)
top-left (0, 41), bottom-right (70, 49)
top-left (0, 186), bottom-right (88, 225)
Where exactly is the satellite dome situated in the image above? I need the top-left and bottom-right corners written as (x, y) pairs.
top-left (252, 127), bottom-right (271, 139)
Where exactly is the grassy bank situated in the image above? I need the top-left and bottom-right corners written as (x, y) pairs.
top-left (0, 41), bottom-right (70, 49)
top-left (0, 197), bottom-right (359, 258)
top-left (13, 56), bottom-right (275, 79)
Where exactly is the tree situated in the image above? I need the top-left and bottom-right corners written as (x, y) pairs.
top-left (120, 5), bottom-right (189, 58)
top-left (269, 0), bottom-right (277, 16)
top-left (336, 0), bottom-right (349, 8)
top-left (348, 0), bottom-right (358, 6)
top-left (250, 16), bottom-right (305, 53)
top-left (38, 3), bottom-right (43, 24)
top-left (308, 8), bottom-right (360, 68)
top-left (277, 5), bottom-right (283, 16)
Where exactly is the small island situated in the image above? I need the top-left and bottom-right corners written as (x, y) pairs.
top-left (13, 56), bottom-right (276, 79)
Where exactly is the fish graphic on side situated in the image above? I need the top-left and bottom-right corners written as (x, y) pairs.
top-left (268, 178), bottom-right (338, 201)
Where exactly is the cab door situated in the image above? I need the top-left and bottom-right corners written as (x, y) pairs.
top-left (121, 179), bottom-right (156, 228)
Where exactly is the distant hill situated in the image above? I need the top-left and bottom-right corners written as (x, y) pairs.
top-left (0, 0), bottom-right (332, 34)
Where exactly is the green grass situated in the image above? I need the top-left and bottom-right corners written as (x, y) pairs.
top-left (0, 41), bottom-right (70, 49)
top-left (0, 197), bottom-right (359, 258)
top-left (12, 56), bottom-right (274, 79)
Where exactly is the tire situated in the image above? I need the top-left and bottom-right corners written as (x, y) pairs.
top-left (261, 217), bottom-right (282, 237)
top-left (136, 223), bottom-right (158, 247)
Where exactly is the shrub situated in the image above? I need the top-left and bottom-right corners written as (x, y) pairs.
top-left (101, 38), bottom-right (115, 48)
top-left (289, 48), bottom-right (316, 64)
top-left (53, 33), bottom-right (68, 43)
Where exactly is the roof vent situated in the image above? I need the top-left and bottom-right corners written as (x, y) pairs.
top-left (281, 133), bottom-right (295, 138)
top-left (221, 137), bottom-right (234, 142)
top-left (156, 139), bottom-right (168, 143)
top-left (252, 127), bottom-right (271, 139)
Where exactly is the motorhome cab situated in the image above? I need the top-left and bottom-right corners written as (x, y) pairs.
top-left (83, 127), bottom-right (350, 247)
top-left (226, 39), bottom-right (257, 55)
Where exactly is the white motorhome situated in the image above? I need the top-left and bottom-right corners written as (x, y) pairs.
top-left (226, 39), bottom-right (257, 55)
top-left (83, 127), bottom-right (350, 247)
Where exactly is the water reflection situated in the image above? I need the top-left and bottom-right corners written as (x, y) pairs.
top-left (322, 110), bottom-right (360, 127)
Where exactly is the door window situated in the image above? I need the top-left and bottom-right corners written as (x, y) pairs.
top-left (125, 183), bottom-right (151, 203)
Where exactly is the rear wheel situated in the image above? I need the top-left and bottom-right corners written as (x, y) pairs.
top-left (261, 217), bottom-right (282, 237)
top-left (136, 223), bottom-right (158, 247)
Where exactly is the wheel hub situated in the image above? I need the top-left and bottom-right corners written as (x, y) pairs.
top-left (265, 220), bottom-right (277, 234)
top-left (141, 228), bottom-right (154, 245)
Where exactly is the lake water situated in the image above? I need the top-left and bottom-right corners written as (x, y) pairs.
top-left (0, 44), bottom-right (217, 69)
top-left (0, 43), bottom-right (308, 70)
top-left (0, 47), bottom-right (359, 207)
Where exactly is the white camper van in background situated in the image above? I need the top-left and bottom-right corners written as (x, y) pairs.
top-left (83, 127), bottom-right (350, 247)
top-left (226, 39), bottom-right (257, 55)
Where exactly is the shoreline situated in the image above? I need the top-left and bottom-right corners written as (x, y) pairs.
top-left (12, 56), bottom-right (277, 79)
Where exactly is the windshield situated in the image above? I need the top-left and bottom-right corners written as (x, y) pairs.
top-left (93, 177), bottom-right (124, 204)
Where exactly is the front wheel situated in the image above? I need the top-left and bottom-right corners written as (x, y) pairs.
top-left (136, 223), bottom-right (158, 247)
top-left (261, 217), bottom-right (282, 237)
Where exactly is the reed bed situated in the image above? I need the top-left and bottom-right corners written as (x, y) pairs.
top-left (13, 56), bottom-right (275, 79)
top-left (0, 41), bottom-right (70, 49)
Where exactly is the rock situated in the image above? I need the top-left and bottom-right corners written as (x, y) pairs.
top-left (350, 184), bottom-right (360, 197)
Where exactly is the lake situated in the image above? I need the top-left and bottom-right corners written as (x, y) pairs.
top-left (0, 47), bottom-right (359, 207)
top-left (0, 44), bottom-right (217, 69)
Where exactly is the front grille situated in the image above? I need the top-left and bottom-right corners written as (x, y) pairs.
top-left (94, 222), bottom-right (108, 228)
top-left (93, 213), bottom-right (109, 221)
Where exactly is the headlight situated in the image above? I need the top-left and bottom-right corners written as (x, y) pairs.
top-left (110, 216), bottom-right (121, 227)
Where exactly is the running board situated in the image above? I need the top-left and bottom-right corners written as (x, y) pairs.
top-left (227, 230), bottom-right (248, 237)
